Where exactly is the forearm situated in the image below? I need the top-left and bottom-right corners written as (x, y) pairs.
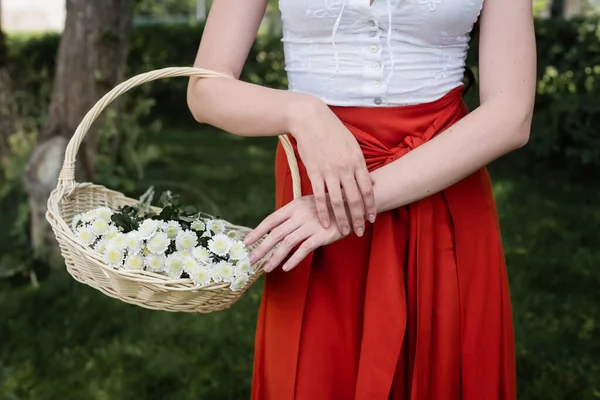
top-left (187, 77), bottom-right (317, 138)
top-left (371, 98), bottom-right (533, 213)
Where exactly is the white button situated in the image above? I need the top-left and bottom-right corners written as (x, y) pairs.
top-left (374, 97), bottom-right (383, 105)
top-left (374, 81), bottom-right (381, 87)
top-left (369, 31), bottom-right (377, 37)
top-left (373, 63), bottom-right (381, 70)
top-left (370, 45), bottom-right (379, 53)
top-left (368, 20), bottom-right (376, 27)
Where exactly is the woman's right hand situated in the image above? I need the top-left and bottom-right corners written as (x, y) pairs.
top-left (285, 94), bottom-right (377, 237)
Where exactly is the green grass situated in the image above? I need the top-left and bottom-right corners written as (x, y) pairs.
top-left (1, 127), bottom-right (599, 399)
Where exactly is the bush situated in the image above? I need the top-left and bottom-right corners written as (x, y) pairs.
top-left (6, 17), bottom-right (600, 175)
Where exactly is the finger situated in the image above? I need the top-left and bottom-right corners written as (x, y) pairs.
top-left (282, 235), bottom-right (321, 272)
top-left (249, 218), bottom-right (299, 264)
top-left (325, 177), bottom-right (350, 236)
top-left (309, 174), bottom-right (330, 228)
top-left (355, 166), bottom-right (377, 223)
top-left (340, 175), bottom-right (365, 237)
top-left (244, 204), bottom-right (292, 247)
top-left (264, 226), bottom-right (311, 272)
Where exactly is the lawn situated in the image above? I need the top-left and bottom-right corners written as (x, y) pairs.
top-left (1, 126), bottom-right (599, 399)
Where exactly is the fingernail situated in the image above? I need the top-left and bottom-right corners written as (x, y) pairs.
top-left (342, 226), bottom-right (350, 235)
top-left (249, 253), bottom-right (256, 263)
top-left (356, 227), bottom-right (364, 237)
top-left (244, 235), bottom-right (252, 245)
top-left (264, 262), bottom-right (271, 272)
top-left (282, 263), bottom-right (290, 271)
top-left (368, 214), bottom-right (376, 223)
top-left (323, 218), bottom-right (330, 228)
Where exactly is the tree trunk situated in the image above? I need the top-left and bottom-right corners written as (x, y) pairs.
top-left (25, 0), bottom-right (134, 262)
top-left (0, 18), bottom-right (17, 172)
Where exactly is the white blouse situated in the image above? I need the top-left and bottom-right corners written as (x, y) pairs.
top-left (279, 0), bottom-right (484, 106)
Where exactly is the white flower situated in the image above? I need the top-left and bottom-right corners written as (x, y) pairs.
top-left (230, 275), bottom-right (249, 291)
top-left (126, 232), bottom-right (143, 254)
top-left (105, 226), bottom-right (120, 239)
top-left (164, 252), bottom-right (185, 278)
top-left (76, 225), bottom-right (96, 246)
top-left (228, 241), bottom-right (248, 260)
top-left (164, 221), bottom-right (181, 239)
top-left (83, 209), bottom-right (98, 222)
top-left (124, 254), bottom-right (144, 270)
top-left (182, 256), bottom-right (199, 275)
top-left (227, 230), bottom-right (238, 240)
top-left (71, 214), bottom-right (83, 232)
top-left (147, 231), bottom-right (170, 254)
top-left (112, 233), bottom-right (128, 250)
top-left (104, 244), bottom-right (125, 268)
top-left (145, 254), bottom-right (166, 272)
top-left (214, 261), bottom-right (235, 282)
top-left (191, 220), bottom-right (206, 232)
top-left (235, 259), bottom-right (252, 275)
top-left (95, 207), bottom-right (113, 222)
top-left (176, 230), bottom-right (198, 251)
top-left (94, 238), bottom-right (109, 254)
top-left (208, 234), bottom-right (232, 257)
top-left (138, 219), bottom-right (159, 239)
top-left (91, 218), bottom-right (111, 236)
top-left (207, 219), bottom-right (226, 234)
top-left (189, 266), bottom-right (212, 287)
top-left (192, 246), bottom-right (211, 264)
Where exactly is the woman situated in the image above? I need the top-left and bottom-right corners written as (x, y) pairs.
top-left (187, 0), bottom-right (535, 398)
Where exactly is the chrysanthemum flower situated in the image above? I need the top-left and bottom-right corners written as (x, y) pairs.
top-left (147, 231), bottom-right (170, 254)
top-left (112, 233), bottom-right (128, 250)
top-left (83, 209), bottom-right (98, 222)
top-left (126, 232), bottom-right (143, 254)
top-left (164, 252), bottom-right (185, 278)
top-left (191, 220), bottom-right (206, 232)
top-left (71, 214), bottom-right (83, 232)
top-left (145, 254), bottom-right (166, 272)
top-left (230, 275), bottom-right (249, 291)
top-left (95, 207), bottom-right (113, 222)
top-left (229, 241), bottom-right (248, 260)
top-left (235, 259), bottom-right (252, 275)
top-left (189, 266), bottom-right (212, 287)
top-left (76, 225), bottom-right (96, 246)
top-left (182, 256), bottom-right (199, 275)
top-left (214, 261), bottom-right (235, 282)
top-left (138, 219), bottom-right (159, 239)
top-left (208, 234), bottom-right (232, 257)
top-left (91, 218), bottom-right (110, 236)
top-left (124, 254), bottom-right (144, 270)
top-left (176, 230), bottom-right (198, 251)
top-left (94, 238), bottom-right (109, 254)
top-left (207, 219), bottom-right (226, 234)
top-left (227, 230), bottom-right (238, 240)
top-left (192, 246), bottom-right (211, 264)
top-left (164, 221), bottom-right (181, 239)
top-left (105, 226), bottom-right (120, 240)
top-left (104, 244), bottom-right (125, 268)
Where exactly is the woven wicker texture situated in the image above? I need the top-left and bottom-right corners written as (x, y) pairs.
top-left (46, 67), bottom-right (301, 313)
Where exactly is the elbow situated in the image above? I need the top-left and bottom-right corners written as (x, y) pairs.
top-left (186, 78), bottom-right (208, 124)
top-left (510, 107), bottom-right (534, 150)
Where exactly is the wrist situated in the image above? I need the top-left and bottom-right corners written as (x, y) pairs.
top-left (283, 92), bottom-right (326, 140)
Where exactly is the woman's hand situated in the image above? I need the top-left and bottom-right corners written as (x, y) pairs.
top-left (244, 195), bottom-right (345, 273)
top-left (287, 95), bottom-right (376, 237)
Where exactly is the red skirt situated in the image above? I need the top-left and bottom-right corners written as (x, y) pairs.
top-left (251, 87), bottom-right (516, 400)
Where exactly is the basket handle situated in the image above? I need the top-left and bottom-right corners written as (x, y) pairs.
top-left (56, 67), bottom-right (302, 199)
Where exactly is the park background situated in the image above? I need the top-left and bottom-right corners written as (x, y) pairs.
top-left (0, 0), bottom-right (599, 399)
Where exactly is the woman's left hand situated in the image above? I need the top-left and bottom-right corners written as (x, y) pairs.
top-left (244, 195), bottom-right (345, 273)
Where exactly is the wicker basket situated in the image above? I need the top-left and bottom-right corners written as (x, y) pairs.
top-left (45, 67), bottom-right (302, 313)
